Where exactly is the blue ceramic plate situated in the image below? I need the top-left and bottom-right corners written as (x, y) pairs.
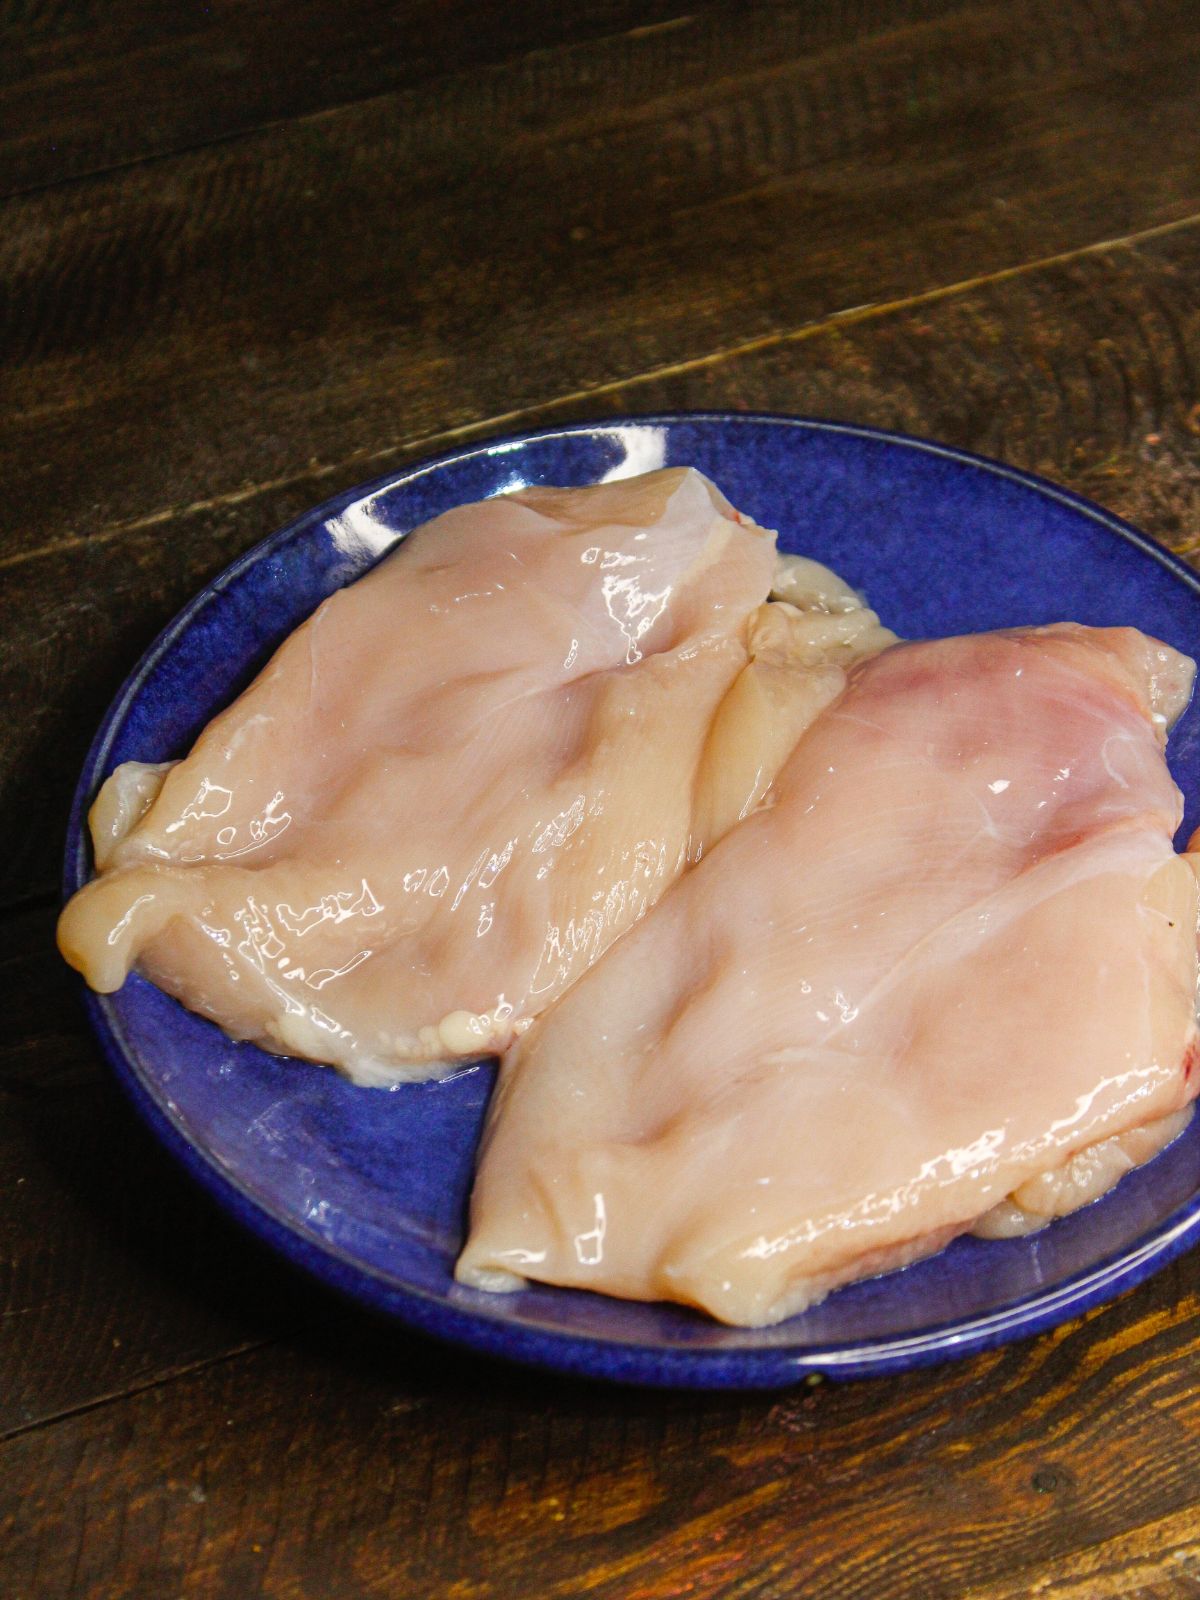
top-left (66, 415), bottom-right (1200, 1388)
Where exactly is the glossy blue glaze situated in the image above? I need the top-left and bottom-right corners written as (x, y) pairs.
top-left (65, 415), bottom-right (1200, 1388)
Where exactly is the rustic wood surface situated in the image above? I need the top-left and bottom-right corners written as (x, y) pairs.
top-left (4, 2), bottom-right (1200, 1595)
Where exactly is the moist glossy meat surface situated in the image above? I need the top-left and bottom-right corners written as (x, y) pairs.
top-left (62, 470), bottom-right (888, 1084)
top-left (457, 625), bottom-right (1200, 1324)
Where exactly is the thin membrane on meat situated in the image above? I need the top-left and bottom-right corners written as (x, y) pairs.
top-left (456, 625), bottom-right (1200, 1324)
top-left (59, 470), bottom-right (889, 1085)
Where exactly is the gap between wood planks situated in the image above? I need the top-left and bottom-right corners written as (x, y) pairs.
top-left (5, 207), bottom-right (1200, 581)
top-left (0, 1339), bottom-right (270, 1448)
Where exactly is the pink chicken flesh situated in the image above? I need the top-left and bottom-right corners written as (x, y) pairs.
top-left (57, 468), bottom-right (833, 1083)
top-left (457, 625), bottom-right (1200, 1325)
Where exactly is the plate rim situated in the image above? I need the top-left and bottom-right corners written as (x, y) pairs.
top-left (64, 411), bottom-right (1200, 1389)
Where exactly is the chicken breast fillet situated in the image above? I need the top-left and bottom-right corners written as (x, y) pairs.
top-left (457, 625), bottom-right (1200, 1324)
top-left (58, 469), bottom-right (891, 1084)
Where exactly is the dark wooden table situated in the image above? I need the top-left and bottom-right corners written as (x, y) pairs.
top-left (5, 3), bottom-right (1200, 1594)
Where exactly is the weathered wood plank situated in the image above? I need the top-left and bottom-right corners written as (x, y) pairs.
top-left (963, 1501), bottom-right (1200, 1599)
top-left (0, 1084), bottom-right (277, 1438)
top-left (4, 0), bottom-right (1199, 568)
top-left (0, 902), bottom-right (95, 1095)
top-left (0, 905), bottom-right (295, 1435)
top-left (0, 0), bottom-right (696, 195)
top-left (0, 903), bottom-right (306, 1436)
top-left (4, 220), bottom-right (1198, 911)
top-left (2, 1257), bottom-right (1200, 1599)
top-left (0, 1053), bottom-right (304, 1442)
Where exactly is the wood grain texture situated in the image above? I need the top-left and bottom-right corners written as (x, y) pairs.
top-left (4, 0), bottom-right (1199, 568)
top-left (964, 1502), bottom-right (1200, 1598)
top-left (4, 219), bottom-right (1198, 911)
top-left (0, 913), bottom-right (311, 1439)
top-left (1, 902), bottom-right (96, 1096)
top-left (0, 0), bottom-right (697, 195)
top-left (8, 5), bottom-right (1200, 1595)
top-left (3, 1257), bottom-right (1200, 1599)
top-left (0, 1076), bottom-right (277, 1438)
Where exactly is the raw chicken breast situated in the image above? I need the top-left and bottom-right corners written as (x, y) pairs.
top-left (60, 469), bottom-right (770, 1079)
top-left (61, 469), bottom-right (888, 1086)
top-left (457, 624), bottom-right (1200, 1325)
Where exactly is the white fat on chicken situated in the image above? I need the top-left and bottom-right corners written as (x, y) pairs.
top-left (457, 624), bottom-right (1200, 1325)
